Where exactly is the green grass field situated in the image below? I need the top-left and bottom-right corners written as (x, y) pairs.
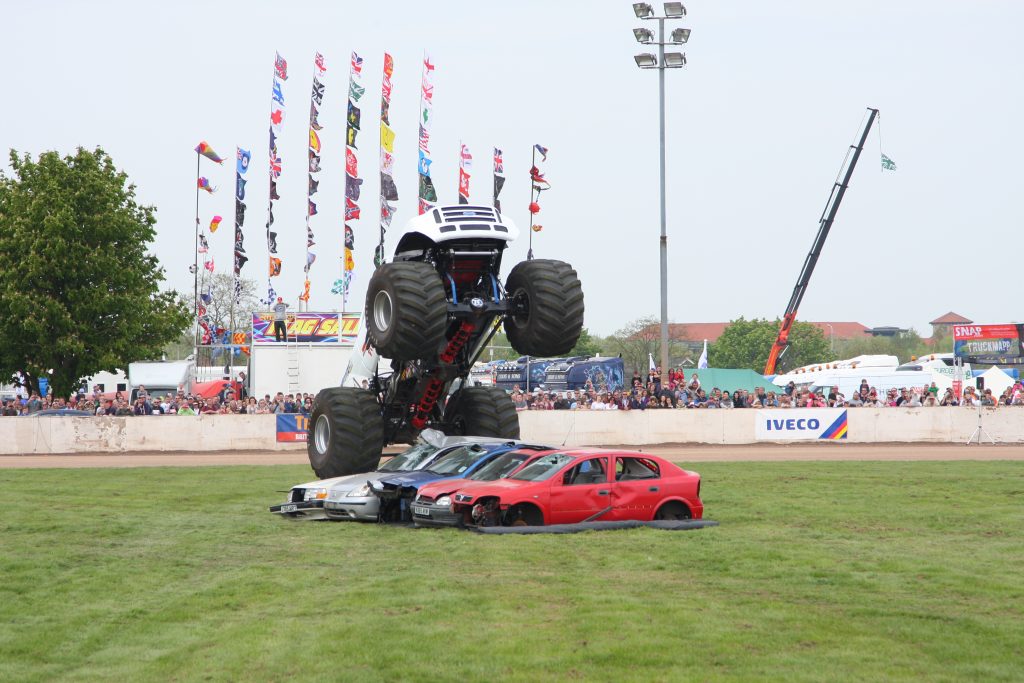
top-left (1, 461), bottom-right (1022, 682)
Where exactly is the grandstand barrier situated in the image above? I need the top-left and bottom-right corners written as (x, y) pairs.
top-left (0, 408), bottom-right (1020, 455)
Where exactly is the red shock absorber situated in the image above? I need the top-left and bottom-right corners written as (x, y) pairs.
top-left (410, 322), bottom-right (476, 429)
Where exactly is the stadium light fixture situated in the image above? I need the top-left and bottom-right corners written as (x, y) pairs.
top-left (633, 2), bottom-right (654, 18)
top-left (664, 2), bottom-right (686, 17)
top-left (634, 53), bottom-right (658, 68)
top-left (663, 52), bottom-right (687, 68)
top-left (633, 27), bottom-right (655, 43)
top-left (670, 27), bottom-right (691, 44)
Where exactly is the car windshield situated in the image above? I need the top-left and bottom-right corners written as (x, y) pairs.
top-left (468, 450), bottom-right (534, 481)
top-left (509, 453), bottom-right (575, 482)
top-left (378, 442), bottom-right (439, 472)
top-left (427, 445), bottom-right (488, 475)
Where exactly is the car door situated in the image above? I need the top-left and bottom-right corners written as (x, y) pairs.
top-left (547, 457), bottom-right (612, 524)
top-left (610, 456), bottom-right (663, 521)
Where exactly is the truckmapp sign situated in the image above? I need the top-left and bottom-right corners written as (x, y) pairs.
top-left (755, 409), bottom-right (848, 441)
top-left (252, 312), bottom-right (360, 345)
top-left (276, 414), bottom-right (309, 442)
top-left (953, 324), bottom-right (1024, 365)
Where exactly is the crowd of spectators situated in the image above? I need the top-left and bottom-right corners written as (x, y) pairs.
top-left (0, 384), bottom-right (316, 417)
top-left (509, 368), bottom-right (1024, 411)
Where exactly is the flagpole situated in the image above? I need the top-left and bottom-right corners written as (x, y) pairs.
top-left (193, 152), bottom-right (201, 351)
top-left (527, 145), bottom-right (535, 260)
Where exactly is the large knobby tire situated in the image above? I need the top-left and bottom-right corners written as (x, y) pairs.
top-left (504, 259), bottom-right (584, 357)
top-left (365, 262), bottom-right (447, 361)
top-left (307, 388), bottom-right (384, 479)
top-left (444, 386), bottom-right (520, 439)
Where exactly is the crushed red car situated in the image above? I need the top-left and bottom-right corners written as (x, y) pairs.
top-left (440, 449), bottom-right (702, 527)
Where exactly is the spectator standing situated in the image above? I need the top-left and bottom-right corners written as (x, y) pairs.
top-left (273, 297), bottom-right (290, 342)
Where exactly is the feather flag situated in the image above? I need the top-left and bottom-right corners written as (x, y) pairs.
top-left (534, 144), bottom-right (549, 162)
top-left (209, 215), bottom-right (222, 233)
top-left (197, 177), bottom-right (216, 193)
top-left (493, 147), bottom-right (505, 212)
top-left (342, 51), bottom-right (363, 307)
top-left (204, 259), bottom-right (215, 272)
top-left (234, 147), bottom-right (250, 304)
top-left (458, 142), bottom-right (472, 204)
top-left (417, 52), bottom-right (435, 215)
top-left (195, 141), bottom-right (225, 164)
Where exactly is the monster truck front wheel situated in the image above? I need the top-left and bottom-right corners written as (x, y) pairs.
top-left (365, 262), bottom-right (447, 361)
top-left (504, 259), bottom-right (584, 357)
top-left (307, 388), bottom-right (385, 479)
top-left (443, 386), bottom-right (520, 439)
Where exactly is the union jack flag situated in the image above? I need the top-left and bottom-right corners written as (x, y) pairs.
top-left (493, 148), bottom-right (504, 175)
top-left (350, 52), bottom-right (363, 74)
top-left (274, 52), bottom-right (288, 81)
top-left (269, 150), bottom-right (282, 179)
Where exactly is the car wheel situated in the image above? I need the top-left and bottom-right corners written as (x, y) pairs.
top-left (443, 386), bottom-right (520, 439)
top-left (307, 387), bottom-right (384, 478)
top-left (654, 501), bottom-right (692, 521)
top-left (504, 259), bottom-right (584, 357)
top-left (364, 262), bottom-right (447, 361)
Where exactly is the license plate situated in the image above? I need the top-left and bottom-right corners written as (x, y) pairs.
top-left (280, 504), bottom-right (297, 513)
top-left (412, 506), bottom-right (430, 517)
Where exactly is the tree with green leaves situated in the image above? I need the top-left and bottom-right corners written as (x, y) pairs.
top-left (709, 317), bottom-right (830, 372)
top-left (0, 147), bottom-right (191, 396)
top-left (606, 316), bottom-right (687, 375)
top-left (568, 328), bottom-right (603, 357)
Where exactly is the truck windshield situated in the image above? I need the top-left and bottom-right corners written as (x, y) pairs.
top-left (378, 443), bottom-right (438, 472)
top-left (427, 445), bottom-right (488, 475)
top-left (468, 450), bottom-right (533, 481)
top-left (509, 453), bottom-right (575, 482)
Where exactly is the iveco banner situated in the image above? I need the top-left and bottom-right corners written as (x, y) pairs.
top-left (755, 409), bottom-right (848, 441)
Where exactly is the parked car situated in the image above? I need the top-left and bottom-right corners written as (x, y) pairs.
top-left (448, 450), bottom-right (703, 527)
top-left (370, 442), bottom-right (551, 522)
top-left (269, 430), bottom-right (530, 521)
top-left (411, 447), bottom-right (557, 527)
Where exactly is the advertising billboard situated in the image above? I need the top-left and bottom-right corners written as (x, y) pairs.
top-left (276, 414), bottom-right (309, 442)
top-left (252, 312), bottom-right (360, 345)
top-left (953, 324), bottom-right (1024, 365)
top-left (754, 409), bottom-right (848, 441)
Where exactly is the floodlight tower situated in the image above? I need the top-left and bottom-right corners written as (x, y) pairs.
top-left (632, 2), bottom-right (690, 376)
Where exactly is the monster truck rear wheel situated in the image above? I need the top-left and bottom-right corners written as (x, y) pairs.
top-left (365, 262), bottom-right (447, 361)
top-left (504, 259), bottom-right (584, 357)
top-left (307, 388), bottom-right (384, 479)
top-left (443, 386), bottom-right (520, 439)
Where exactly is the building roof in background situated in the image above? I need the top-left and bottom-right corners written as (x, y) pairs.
top-left (663, 321), bottom-right (870, 343)
top-left (930, 311), bottom-right (973, 325)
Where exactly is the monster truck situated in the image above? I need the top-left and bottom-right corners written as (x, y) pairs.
top-left (308, 205), bottom-right (584, 479)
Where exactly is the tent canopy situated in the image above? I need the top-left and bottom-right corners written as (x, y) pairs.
top-left (978, 366), bottom-right (1015, 394)
top-left (681, 368), bottom-right (778, 394)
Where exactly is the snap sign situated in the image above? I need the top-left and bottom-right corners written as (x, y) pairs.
top-left (755, 408), bottom-right (848, 441)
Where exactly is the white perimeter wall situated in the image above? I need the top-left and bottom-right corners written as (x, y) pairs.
top-left (0, 409), bottom-right (1021, 455)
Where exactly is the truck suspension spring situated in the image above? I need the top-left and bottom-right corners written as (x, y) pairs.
top-left (411, 322), bottom-right (476, 429)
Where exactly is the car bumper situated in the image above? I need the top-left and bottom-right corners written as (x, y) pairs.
top-left (269, 500), bottom-right (326, 520)
top-left (412, 502), bottom-right (463, 528)
top-left (323, 496), bottom-right (381, 522)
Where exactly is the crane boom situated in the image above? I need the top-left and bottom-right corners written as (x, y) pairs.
top-left (763, 107), bottom-right (879, 376)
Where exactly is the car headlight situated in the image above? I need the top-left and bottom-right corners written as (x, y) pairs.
top-left (435, 495), bottom-right (452, 507)
top-left (347, 483), bottom-right (371, 497)
top-left (304, 487), bottom-right (327, 501)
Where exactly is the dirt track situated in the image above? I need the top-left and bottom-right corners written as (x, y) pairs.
top-left (1, 443), bottom-right (1021, 469)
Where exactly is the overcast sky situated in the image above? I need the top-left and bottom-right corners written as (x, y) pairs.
top-left (4, 0), bottom-right (1021, 337)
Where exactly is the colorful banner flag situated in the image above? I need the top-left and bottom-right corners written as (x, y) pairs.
top-left (197, 177), bottom-right (216, 193)
top-left (303, 52), bottom-right (327, 304)
top-left (417, 53), bottom-right (435, 215)
top-left (528, 144), bottom-right (550, 260)
top-left (263, 53), bottom-right (288, 306)
top-left (493, 147), bottom-right (505, 212)
top-left (458, 142), bottom-right (472, 204)
top-left (209, 215), bottom-right (222, 233)
top-left (195, 141), bottom-right (225, 164)
top-left (342, 51), bottom-right (364, 307)
top-left (234, 146), bottom-right (250, 304)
